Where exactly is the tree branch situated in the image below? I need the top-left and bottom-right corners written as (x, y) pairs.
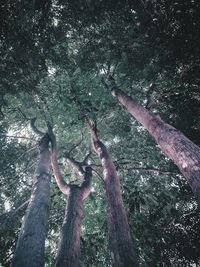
top-left (1, 198), bottom-right (30, 219)
top-left (84, 117), bottom-right (98, 142)
top-left (82, 151), bottom-right (92, 165)
top-left (91, 167), bottom-right (105, 184)
top-left (49, 129), bottom-right (69, 195)
top-left (30, 118), bottom-right (45, 136)
top-left (117, 164), bottom-right (181, 176)
top-left (64, 154), bottom-right (84, 175)
top-left (0, 134), bottom-right (37, 141)
top-left (65, 151), bottom-right (92, 175)
top-left (81, 166), bottom-right (92, 199)
top-left (11, 198), bottom-right (30, 216)
top-left (67, 133), bottom-right (84, 156)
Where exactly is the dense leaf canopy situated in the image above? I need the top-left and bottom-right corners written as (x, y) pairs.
top-left (0, 0), bottom-right (200, 266)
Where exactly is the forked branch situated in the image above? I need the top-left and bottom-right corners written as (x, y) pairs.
top-left (64, 151), bottom-right (92, 175)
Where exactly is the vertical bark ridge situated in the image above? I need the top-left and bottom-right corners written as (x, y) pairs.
top-left (112, 87), bottom-right (200, 207)
top-left (55, 187), bottom-right (84, 267)
top-left (86, 121), bottom-right (139, 267)
top-left (11, 134), bottom-right (51, 267)
top-left (54, 168), bottom-right (92, 267)
top-left (50, 129), bottom-right (92, 267)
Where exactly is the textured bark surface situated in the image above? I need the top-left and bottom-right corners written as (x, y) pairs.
top-left (112, 87), bottom-right (200, 207)
top-left (49, 127), bottom-right (69, 195)
top-left (86, 121), bottom-right (139, 267)
top-left (55, 187), bottom-right (84, 267)
top-left (11, 134), bottom-right (51, 267)
top-left (50, 150), bottom-right (69, 195)
top-left (50, 128), bottom-right (92, 267)
top-left (54, 166), bottom-right (92, 267)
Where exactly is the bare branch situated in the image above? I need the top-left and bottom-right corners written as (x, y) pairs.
top-left (101, 78), bottom-right (110, 91)
top-left (83, 151), bottom-right (92, 165)
top-left (65, 154), bottom-right (84, 175)
top-left (47, 124), bottom-right (57, 151)
top-left (11, 198), bottom-right (30, 216)
top-left (17, 107), bottom-right (31, 121)
top-left (145, 93), bottom-right (166, 110)
top-left (51, 151), bottom-right (70, 195)
top-left (67, 133), bottom-right (84, 156)
top-left (91, 167), bottom-right (105, 184)
top-left (30, 118), bottom-right (45, 136)
top-left (117, 163), bottom-right (181, 176)
top-left (49, 129), bottom-right (69, 195)
top-left (0, 135), bottom-right (37, 141)
top-left (65, 151), bottom-right (92, 175)
top-left (16, 145), bottom-right (38, 163)
top-left (84, 117), bottom-right (98, 141)
top-left (1, 198), bottom-right (30, 219)
top-left (81, 166), bottom-right (92, 199)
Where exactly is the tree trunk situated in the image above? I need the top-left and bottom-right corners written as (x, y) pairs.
top-left (54, 167), bottom-right (92, 267)
top-left (55, 186), bottom-right (84, 267)
top-left (112, 87), bottom-right (200, 207)
top-left (86, 122), bottom-right (139, 267)
top-left (11, 134), bottom-right (51, 267)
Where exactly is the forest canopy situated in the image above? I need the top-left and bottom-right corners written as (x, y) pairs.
top-left (0, 0), bottom-right (200, 266)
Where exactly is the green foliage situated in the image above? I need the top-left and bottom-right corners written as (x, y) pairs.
top-left (1, 0), bottom-right (200, 266)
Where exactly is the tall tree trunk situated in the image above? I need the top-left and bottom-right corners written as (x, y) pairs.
top-left (55, 186), bottom-right (83, 267)
top-left (54, 167), bottom-right (92, 267)
top-left (49, 128), bottom-right (92, 267)
top-left (112, 87), bottom-right (200, 207)
top-left (11, 134), bottom-right (51, 267)
top-left (85, 121), bottom-right (139, 267)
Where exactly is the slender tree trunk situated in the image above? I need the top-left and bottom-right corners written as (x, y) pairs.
top-left (49, 128), bottom-right (93, 267)
top-left (53, 161), bottom-right (92, 267)
top-left (112, 87), bottom-right (200, 207)
top-left (86, 122), bottom-right (139, 267)
top-left (11, 134), bottom-right (51, 267)
top-left (55, 186), bottom-right (84, 267)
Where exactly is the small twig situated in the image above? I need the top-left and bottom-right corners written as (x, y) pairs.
top-left (83, 151), bottom-right (92, 165)
top-left (67, 133), bottom-right (84, 156)
top-left (101, 78), bottom-right (110, 91)
top-left (65, 154), bottom-right (84, 175)
top-left (0, 198), bottom-right (30, 219)
top-left (0, 134), bottom-right (36, 141)
top-left (145, 93), bottom-right (166, 110)
top-left (15, 145), bottom-right (38, 163)
top-left (17, 107), bottom-right (31, 121)
top-left (91, 167), bottom-right (105, 184)
top-left (10, 198), bottom-right (30, 216)
top-left (119, 165), bottom-right (181, 176)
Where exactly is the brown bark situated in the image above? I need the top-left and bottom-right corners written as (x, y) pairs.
top-left (50, 150), bottom-right (70, 194)
top-left (112, 87), bottom-right (200, 207)
top-left (85, 120), bottom-right (139, 267)
top-left (11, 134), bottom-right (51, 267)
top-left (54, 167), bottom-right (92, 267)
top-left (49, 130), bottom-right (92, 267)
top-left (49, 127), bottom-right (69, 195)
top-left (55, 186), bottom-right (84, 267)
